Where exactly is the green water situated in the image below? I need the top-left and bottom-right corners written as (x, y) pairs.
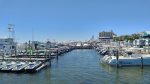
top-left (0, 49), bottom-right (150, 84)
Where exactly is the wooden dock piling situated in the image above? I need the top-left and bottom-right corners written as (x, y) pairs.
top-left (141, 57), bottom-right (143, 69)
top-left (116, 50), bottom-right (119, 68)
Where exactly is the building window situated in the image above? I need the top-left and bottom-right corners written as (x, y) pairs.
top-left (12, 46), bottom-right (15, 49)
top-left (3, 46), bottom-right (5, 49)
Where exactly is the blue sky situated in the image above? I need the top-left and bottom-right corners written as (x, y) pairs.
top-left (0, 0), bottom-right (150, 42)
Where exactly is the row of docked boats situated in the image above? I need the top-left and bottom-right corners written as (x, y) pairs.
top-left (0, 60), bottom-right (42, 73)
top-left (96, 45), bottom-right (150, 67)
top-left (101, 53), bottom-right (150, 67)
top-left (0, 47), bottom-right (73, 73)
top-left (95, 46), bottom-right (110, 56)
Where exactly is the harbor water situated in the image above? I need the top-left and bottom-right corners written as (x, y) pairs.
top-left (0, 49), bottom-right (150, 84)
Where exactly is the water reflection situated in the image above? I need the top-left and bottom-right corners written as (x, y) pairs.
top-left (101, 63), bottom-right (150, 84)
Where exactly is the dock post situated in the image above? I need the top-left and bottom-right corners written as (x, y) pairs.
top-left (56, 49), bottom-right (58, 60)
top-left (15, 47), bottom-right (17, 61)
top-left (44, 49), bottom-right (47, 60)
top-left (108, 47), bottom-right (109, 51)
top-left (116, 50), bottom-right (119, 68)
top-left (141, 57), bottom-right (143, 69)
top-left (2, 53), bottom-right (4, 61)
top-left (49, 54), bottom-right (51, 66)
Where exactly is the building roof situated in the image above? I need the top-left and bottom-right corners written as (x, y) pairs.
top-left (140, 31), bottom-right (150, 37)
top-left (99, 31), bottom-right (117, 36)
top-left (145, 31), bottom-right (150, 34)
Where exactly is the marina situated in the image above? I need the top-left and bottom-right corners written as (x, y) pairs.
top-left (0, 44), bottom-right (92, 73)
top-left (96, 44), bottom-right (150, 67)
top-left (1, 49), bottom-right (150, 84)
top-left (0, 0), bottom-right (150, 83)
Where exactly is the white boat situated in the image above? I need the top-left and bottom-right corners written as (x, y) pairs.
top-left (25, 61), bottom-right (42, 72)
top-left (51, 52), bottom-right (56, 56)
top-left (1, 61), bottom-right (17, 71)
top-left (101, 54), bottom-right (150, 67)
top-left (12, 61), bottom-right (28, 72)
top-left (0, 61), bottom-right (7, 69)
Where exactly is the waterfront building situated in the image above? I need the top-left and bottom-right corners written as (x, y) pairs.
top-left (133, 39), bottom-right (145, 47)
top-left (0, 38), bottom-right (16, 56)
top-left (133, 31), bottom-right (150, 47)
top-left (99, 30), bottom-right (117, 43)
top-left (140, 31), bottom-right (150, 39)
top-left (31, 41), bottom-right (58, 50)
top-left (46, 41), bottom-right (57, 49)
top-left (32, 41), bottom-right (46, 50)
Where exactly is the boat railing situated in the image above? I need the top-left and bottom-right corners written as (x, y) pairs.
top-left (128, 53), bottom-right (142, 58)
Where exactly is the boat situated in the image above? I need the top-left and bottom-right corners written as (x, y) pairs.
top-left (51, 52), bottom-right (57, 56)
top-left (101, 53), bottom-right (150, 67)
top-left (1, 61), bottom-right (17, 72)
top-left (25, 61), bottom-right (42, 72)
top-left (11, 61), bottom-right (28, 72)
top-left (0, 61), bottom-right (7, 69)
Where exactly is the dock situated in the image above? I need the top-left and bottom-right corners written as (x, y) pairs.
top-left (0, 45), bottom-right (93, 73)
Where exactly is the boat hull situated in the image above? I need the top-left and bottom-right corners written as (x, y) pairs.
top-left (101, 55), bottom-right (150, 67)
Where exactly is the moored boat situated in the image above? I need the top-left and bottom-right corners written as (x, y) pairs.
top-left (101, 54), bottom-right (150, 67)
top-left (25, 61), bottom-right (42, 73)
top-left (0, 61), bottom-right (7, 69)
top-left (12, 61), bottom-right (28, 72)
top-left (1, 61), bottom-right (17, 72)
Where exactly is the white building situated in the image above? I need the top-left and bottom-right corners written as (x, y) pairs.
top-left (133, 31), bottom-right (150, 47)
top-left (0, 38), bottom-right (16, 56)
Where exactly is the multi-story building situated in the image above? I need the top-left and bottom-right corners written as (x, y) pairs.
top-left (99, 30), bottom-right (116, 43)
top-left (133, 31), bottom-right (150, 47)
top-left (0, 38), bottom-right (16, 56)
